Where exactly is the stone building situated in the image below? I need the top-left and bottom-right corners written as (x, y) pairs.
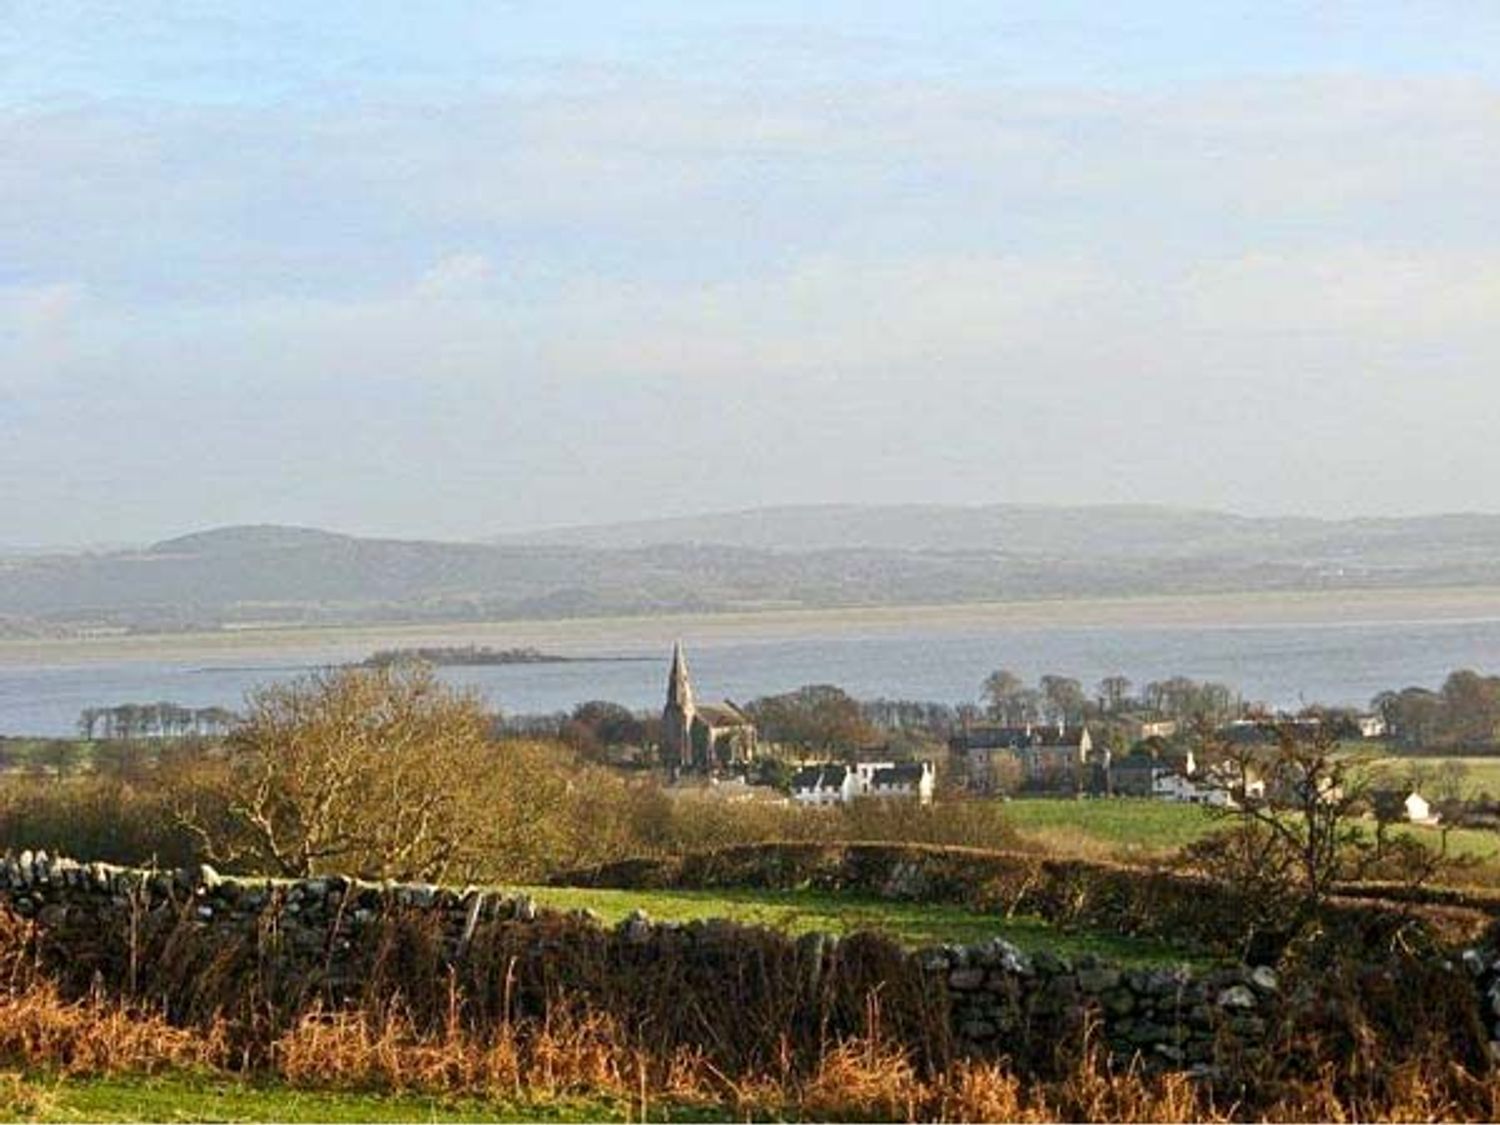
top-left (660, 643), bottom-right (757, 773)
top-left (950, 723), bottom-right (1107, 794)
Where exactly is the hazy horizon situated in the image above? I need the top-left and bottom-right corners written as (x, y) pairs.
top-left (5, 3), bottom-right (1498, 547)
top-left (16, 497), bottom-right (1500, 556)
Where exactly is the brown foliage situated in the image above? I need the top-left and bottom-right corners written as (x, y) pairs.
top-left (0, 777), bottom-right (198, 868)
top-left (6, 965), bottom-right (1500, 1121)
top-left (0, 983), bottom-right (225, 1076)
top-left (174, 665), bottom-right (505, 880)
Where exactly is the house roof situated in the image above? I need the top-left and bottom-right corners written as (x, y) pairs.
top-left (871, 763), bottom-right (929, 787)
top-left (790, 764), bottom-right (847, 791)
top-left (951, 725), bottom-right (1089, 751)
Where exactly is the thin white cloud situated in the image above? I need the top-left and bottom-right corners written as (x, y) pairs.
top-left (1, 67), bottom-right (1498, 537)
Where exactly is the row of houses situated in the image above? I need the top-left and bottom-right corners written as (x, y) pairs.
top-left (951, 722), bottom-right (1262, 805)
top-left (948, 712), bottom-right (1389, 801)
top-left (788, 760), bottom-right (936, 805)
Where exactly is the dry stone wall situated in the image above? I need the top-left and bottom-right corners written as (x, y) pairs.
top-left (923, 938), bottom-right (1281, 1074)
top-left (0, 849), bottom-right (1486, 1075)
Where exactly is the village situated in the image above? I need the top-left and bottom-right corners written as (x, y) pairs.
top-left (630, 644), bottom-right (1443, 826)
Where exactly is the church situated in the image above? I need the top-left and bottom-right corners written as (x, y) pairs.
top-left (660, 643), bottom-right (758, 773)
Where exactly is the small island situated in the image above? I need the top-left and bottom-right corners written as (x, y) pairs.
top-left (359, 645), bottom-right (572, 668)
top-left (356, 645), bottom-right (647, 668)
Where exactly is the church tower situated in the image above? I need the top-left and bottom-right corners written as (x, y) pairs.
top-left (661, 641), bottom-right (696, 769)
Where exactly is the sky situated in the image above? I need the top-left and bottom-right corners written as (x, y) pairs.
top-left (3, 2), bottom-right (1499, 547)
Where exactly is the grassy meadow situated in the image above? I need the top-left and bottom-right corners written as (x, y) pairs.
top-left (0, 1072), bottom-right (640, 1124)
top-left (1002, 798), bottom-right (1217, 861)
top-left (1002, 795), bottom-right (1500, 871)
top-left (1368, 754), bottom-right (1500, 800)
top-left (516, 884), bottom-right (1193, 965)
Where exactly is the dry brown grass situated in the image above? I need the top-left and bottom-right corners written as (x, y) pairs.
top-left (4, 900), bottom-right (1500, 1122)
top-left (274, 1005), bottom-right (638, 1101)
top-left (1010, 826), bottom-right (1156, 865)
top-left (923, 1058), bottom-right (1221, 1124)
top-left (4, 972), bottom-right (1500, 1121)
top-left (0, 983), bottom-right (225, 1076)
top-left (799, 1034), bottom-right (923, 1121)
top-left (263, 999), bottom-right (1246, 1123)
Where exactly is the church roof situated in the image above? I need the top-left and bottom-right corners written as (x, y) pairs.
top-left (694, 701), bottom-right (752, 728)
top-left (665, 641), bottom-right (694, 711)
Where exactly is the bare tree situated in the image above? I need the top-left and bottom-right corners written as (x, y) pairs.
top-left (1039, 674), bottom-right (1086, 724)
top-left (981, 669), bottom-right (1028, 723)
top-left (1431, 759), bottom-right (1470, 806)
top-left (1096, 675), bottom-right (1133, 714)
top-left (174, 664), bottom-right (501, 881)
top-left (77, 707), bottom-right (101, 740)
top-left (1184, 720), bottom-right (1445, 953)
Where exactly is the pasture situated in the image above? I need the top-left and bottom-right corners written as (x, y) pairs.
top-left (515, 884), bottom-right (1194, 965)
top-left (1003, 794), bottom-right (1500, 872)
top-left (1002, 798), bottom-right (1217, 860)
top-left (1367, 755), bottom-right (1500, 800)
top-left (0, 1073), bottom-right (582, 1124)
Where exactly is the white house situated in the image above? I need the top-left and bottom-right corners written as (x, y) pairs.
top-left (1119, 714), bottom-right (1180, 741)
top-left (789, 760), bottom-right (936, 805)
top-left (849, 761), bottom-right (886, 792)
top-left (1171, 761), bottom-right (1267, 808)
top-left (1152, 770), bottom-right (1243, 807)
top-left (1153, 770), bottom-right (1208, 804)
top-left (867, 762), bottom-right (936, 805)
top-left (789, 764), bottom-right (856, 806)
top-left (1405, 791), bottom-right (1438, 825)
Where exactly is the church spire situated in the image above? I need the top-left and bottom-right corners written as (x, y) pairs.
top-left (666, 640), bottom-right (694, 711)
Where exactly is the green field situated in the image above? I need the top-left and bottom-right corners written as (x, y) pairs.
top-left (0, 1072), bottom-right (665, 1124)
top-left (1002, 795), bottom-right (1500, 871)
top-left (0, 739), bottom-right (92, 771)
top-left (1368, 755), bottom-right (1500, 800)
top-left (1003, 798), bottom-right (1218, 859)
top-left (516, 884), bottom-right (1192, 965)
top-left (1403, 822), bottom-right (1500, 861)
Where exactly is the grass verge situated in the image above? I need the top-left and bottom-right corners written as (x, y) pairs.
top-left (0, 1071), bottom-right (668, 1124)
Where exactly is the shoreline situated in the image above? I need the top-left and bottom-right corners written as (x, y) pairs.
top-left (6, 585), bottom-right (1500, 668)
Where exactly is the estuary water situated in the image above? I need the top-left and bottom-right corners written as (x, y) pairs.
top-left (6, 608), bottom-right (1500, 736)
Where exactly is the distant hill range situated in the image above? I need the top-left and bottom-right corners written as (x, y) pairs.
top-left (498, 503), bottom-right (1500, 562)
top-left (6, 504), bottom-right (1500, 638)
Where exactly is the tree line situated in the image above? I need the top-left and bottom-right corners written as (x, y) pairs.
top-left (980, 669), bottom-right (1242, 726)
top-left (7, 664), bottom-right (1022, 882)
top-left (77, 703), bottom-right (237, 740)
top-left (1375, 669), bottom-right (1500, 750)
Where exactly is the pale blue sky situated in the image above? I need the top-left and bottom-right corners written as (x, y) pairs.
top-left (3, 3), bottom-right (1499, 545)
